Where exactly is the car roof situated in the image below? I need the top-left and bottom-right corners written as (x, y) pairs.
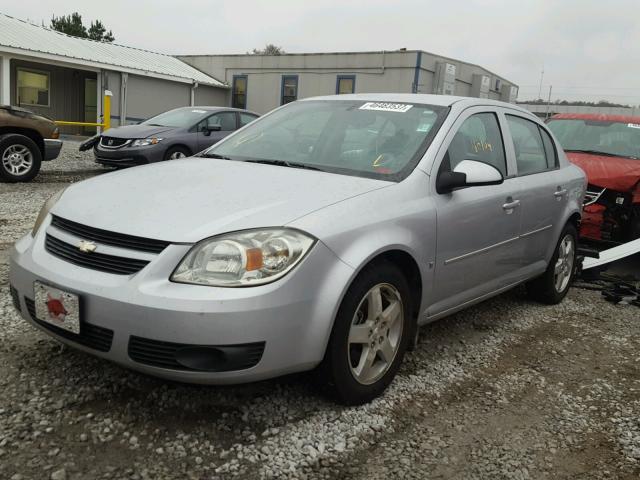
top-left (171, 106), bottom-right (259, 115)
top-left (550, 113), bottom-right (640, 124)
top-left (302, 93), bottom-right (530, 111)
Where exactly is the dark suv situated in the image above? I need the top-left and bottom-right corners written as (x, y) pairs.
top-left (0, 105), bottom-right (62, 182)
top-left (85, 106), bottom-right (259, 167)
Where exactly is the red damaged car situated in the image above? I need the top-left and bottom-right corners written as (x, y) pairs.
top-left (547, 113), bottom-right (640, 243)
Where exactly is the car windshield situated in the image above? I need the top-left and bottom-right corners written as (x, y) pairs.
top-left (547, 118), bottom-right (640, 160)
top-left (141, 108), bottom-right (211, 128)
top-left (204, 100), bottom-right (447, 180)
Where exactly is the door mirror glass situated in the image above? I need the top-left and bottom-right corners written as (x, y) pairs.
top-left (437, 160), bottom-right (503, 193)
top-left (201, 123), bottom-right (222, 135)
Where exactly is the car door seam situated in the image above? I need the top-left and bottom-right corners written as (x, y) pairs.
top-left (443, 224), bottom-right (553, 265)
top-left (444, 236), bottom-right (520, 265)
top-left (519, 224), bottom-right (553, 239)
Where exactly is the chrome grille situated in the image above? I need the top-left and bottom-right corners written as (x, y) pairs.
top-left (45, 234), bottom-right (150, 275)
top-left (99, 136), bottom-right (130, 149)
top-left (51, 215), bottom-right (169, 254)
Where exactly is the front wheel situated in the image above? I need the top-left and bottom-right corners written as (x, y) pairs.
top-left (526, 223), bottom-right (578, 304)
top-left (316, 261), bottom-right (412, 405)
top-left (0, 134), bottom-right (42, 182)
top-left (163, 146), bottom-right (191, 161)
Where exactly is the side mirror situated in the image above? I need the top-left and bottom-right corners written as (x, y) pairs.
top-left (202, 124), bottom-right (222, 136)
top-left (436, 160), bottom-right (503, 194)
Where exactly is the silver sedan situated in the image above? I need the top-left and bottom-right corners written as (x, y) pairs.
top-left (9, 94), bottom-right (586, 404)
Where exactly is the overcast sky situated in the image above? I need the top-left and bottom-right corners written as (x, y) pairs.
top-left (2, 0), bottom-right (639, 105)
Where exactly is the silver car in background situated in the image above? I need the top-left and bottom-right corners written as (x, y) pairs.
top-left (9, 94), bottom-right (586, 404)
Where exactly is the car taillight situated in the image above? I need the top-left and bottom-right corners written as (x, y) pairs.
top-left (51, 127), bottom-right (59, 139)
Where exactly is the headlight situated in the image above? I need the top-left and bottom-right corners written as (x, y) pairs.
top-left (130, 137), bottom-right (163, 147)
top-left (32, 188), bottom-right (66, 236)
top-left (171, 228), bottom-right (316, 287)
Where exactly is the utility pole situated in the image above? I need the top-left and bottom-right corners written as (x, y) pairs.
top-left (545, 85), bottom-right (553, 119)
top-left (537, 66), bottom-right (545, 100)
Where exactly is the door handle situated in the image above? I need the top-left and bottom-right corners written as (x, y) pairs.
top-left (502, 199), bottom-right (520, 211)
top-left (553, 188), bottom-right (567, 200)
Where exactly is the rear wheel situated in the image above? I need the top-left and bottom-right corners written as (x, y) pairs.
top-left (526, 223), bottom-right (577, 304)
top-left (163, 146), bottom-right (190, 161)
top-left (316, 261), bottom-right (412, 405)
top-left (0, 134), bottom-right (42, 182)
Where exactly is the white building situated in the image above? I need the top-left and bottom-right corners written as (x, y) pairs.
top-left (0, 14), bottom-right (228, 134)
top-left (179, 50), bottom-right (519, 114)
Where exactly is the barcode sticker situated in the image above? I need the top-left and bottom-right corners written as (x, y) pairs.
top-left (359, 102), bottom-right (413, 113)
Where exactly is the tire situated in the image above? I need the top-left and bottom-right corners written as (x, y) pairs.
top-left (526, 223), bottom-right (578, 305)
top-left (163, 146), bottom-right (191, 161)
top-left (0, 134), bottom-right (42, 182)
top-left (316, 261), bottom-right (413, 405)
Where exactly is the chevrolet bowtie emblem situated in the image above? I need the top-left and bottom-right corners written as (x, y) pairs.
top-left (78, 240), bottom-right (97, 253)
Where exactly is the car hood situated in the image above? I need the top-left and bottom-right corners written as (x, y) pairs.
top-left (102, 124), bottom-right (177, 139)
top-left (566, 152), bottom-right (640, 192)
top-left (51, 159), bottom-right (390, 243)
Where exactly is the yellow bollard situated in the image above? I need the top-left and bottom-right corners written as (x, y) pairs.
top-left (103, 90), bottom-right (112, 132)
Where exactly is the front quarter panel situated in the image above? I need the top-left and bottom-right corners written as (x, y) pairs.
top-left (288, 171), bottom-right (436, 320)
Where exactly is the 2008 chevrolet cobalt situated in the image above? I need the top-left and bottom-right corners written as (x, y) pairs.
top-left (9, 94), bottom-right (586, 404)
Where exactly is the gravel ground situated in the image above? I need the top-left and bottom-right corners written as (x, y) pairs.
top-left (1, 144), bottom-right (639, 479)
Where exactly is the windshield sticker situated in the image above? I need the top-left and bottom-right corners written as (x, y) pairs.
top-left (191, 109), bottom-right (207, 113)
top-left (627, 123), bottom-right (640, 129)
top-left (359, 102), bottom-right (413, 113)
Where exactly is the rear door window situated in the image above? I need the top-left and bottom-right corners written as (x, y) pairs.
top-left (539, 127), bottom-right (558, 169)
top-left (506, 115), bottom-right (549, 175)
top-left (239, 112), bottom-right (259, 127)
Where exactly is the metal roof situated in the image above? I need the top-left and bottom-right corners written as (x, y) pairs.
top-left (0, 14), bottom-right (226, 87)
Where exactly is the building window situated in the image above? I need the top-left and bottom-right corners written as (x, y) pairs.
top-left (17, 68), bottom-right (50, 107)
top-left (281, 75), bottom-right (298, 105)
top-left (232, 75), bottom-right (247, 109)
top-left (336, 75), bottom-right (356, 95)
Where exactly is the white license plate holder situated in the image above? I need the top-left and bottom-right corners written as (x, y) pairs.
top-left (34, 281), bottom-right (81, 335)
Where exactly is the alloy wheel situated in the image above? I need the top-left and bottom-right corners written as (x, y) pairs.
top-left (348, 283), bottom-right (404, 385)
top-left (2, 144), bottom-right (33, 176)
top-left (554, 234), bottom-right (575, 293)
top-left (169, 151), bottom-right (186, 160)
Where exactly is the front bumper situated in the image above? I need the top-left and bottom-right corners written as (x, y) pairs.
top-left (9, 220), bottom-right (354, 384)
top-left (94, 143), bottom-right (165, 167)
top-left (43, 139), bottom-right (63, 161)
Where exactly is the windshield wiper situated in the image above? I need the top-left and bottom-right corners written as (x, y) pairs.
top-left (243, 159), bottom-right (325, 171)
top-left (199, 152), bottom-right (234, 160)
top-left (564, 149), bottom-right (636, 159)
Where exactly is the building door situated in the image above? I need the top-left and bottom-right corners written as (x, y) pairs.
top-left (83, 77), bottom-right (97, 135)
